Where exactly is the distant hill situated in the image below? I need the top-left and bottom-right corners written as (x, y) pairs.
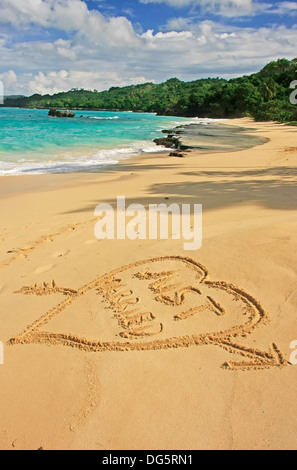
top-left (4, 95), bottom-right (26, 100)
top-left (2, 59), bottom-right (297, 122)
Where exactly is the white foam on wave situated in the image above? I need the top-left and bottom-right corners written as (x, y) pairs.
top-left (0, 141), bottom-right (168, 176)
top-left (157, 117), bottom-right (227, 130)
top-left (181, 117), bottom-right (228, 126)
top-left (89, 116), bottom-right (120, 120)
top-left (0, 118), bottom-right (225, 176)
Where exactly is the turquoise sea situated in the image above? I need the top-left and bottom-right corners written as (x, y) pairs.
top-left (0, 108), bottom-right (191, 175)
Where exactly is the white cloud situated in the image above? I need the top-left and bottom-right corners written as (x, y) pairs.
top-left (24, 70), bottom-right (148, 95)
top-left (0, 0), bottom-right (140, 46)
top-left (0, 0), bottom-right (91, 30)
top-left (267, 1), bottom-right (297, 14)
top-left (0, 70), bottom-right (17, 92)
top-left (0, 1), bottom-right (296, 96)
top-left (164, 17), bottom-right (193, 31)
top-left (139, 0), bottom-right (259, 17)
top-left (142, 0), bottom-right (297, 17)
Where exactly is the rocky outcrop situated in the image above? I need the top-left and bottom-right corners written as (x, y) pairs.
top-left (169, 152), bottom-right (185, 158)
top-left (48, 109), bottom-right (75, 118)
top-left (153, 136), bottom-right (179, 149)
top-left (154, 132), bottom-right (192, 152)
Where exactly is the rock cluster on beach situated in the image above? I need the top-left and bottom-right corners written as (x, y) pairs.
top-left (153, 128), bottom-right (192, 154)
top-left (48, 109), bottom-right (75, 118)
top-left (153, 136), bottom-right (179, 149)
top-left (169, 152), bottom-right (185, 158)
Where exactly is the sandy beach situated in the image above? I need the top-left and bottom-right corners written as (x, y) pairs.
top-left (0, 117), bottom-right (297, 450)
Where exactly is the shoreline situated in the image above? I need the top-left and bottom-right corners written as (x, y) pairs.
top-left (0, 108), bottom-right (191, 177)
top-left (0, 118), bottom-right (265, 193)
top-left (0, 116), bottom-right (269, 178)
top-left (154, 118), bottom-right (269, 156)
top-left (1, 117), bottom-right (297, 450)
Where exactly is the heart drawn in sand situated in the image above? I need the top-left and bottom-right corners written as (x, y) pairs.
top-left (10, 256), bottom-right (288, 371)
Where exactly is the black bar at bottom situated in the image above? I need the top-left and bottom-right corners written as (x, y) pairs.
top-left (96, 452), bottom-right (196, 466)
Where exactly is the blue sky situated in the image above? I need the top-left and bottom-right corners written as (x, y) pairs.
top-left (88, 0), bottom-right (297, 30)
top-left (0, 0), bottom-right (296, 96)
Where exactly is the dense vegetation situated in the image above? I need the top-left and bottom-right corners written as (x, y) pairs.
top-left (3, 58), bottom-right (297, 122)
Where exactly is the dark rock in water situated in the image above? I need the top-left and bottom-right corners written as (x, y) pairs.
top-left (153, 137), bottom-right (179, 149)
top-left (169, 152), bottom-right (185, 158)
top-left (161, 129), bottom-right (175, 134)
top-left (48, 109), bottom-right (75, 118)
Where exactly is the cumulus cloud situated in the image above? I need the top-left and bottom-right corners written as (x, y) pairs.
top-left (25, 70), bottom-right (149, 95)
top-left (0, 0), bottom-right (140, 46)
top-left (0, 70), bottom-right (17, 92)
top-left (0, 0), bottom-right (296, 96)
top-left (0, 0), bottom-right (92, 31)
top-left (164, 17), bottom-right (193, 31)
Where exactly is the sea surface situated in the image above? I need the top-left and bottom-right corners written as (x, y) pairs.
top-left (0, 108), bottom-right (192, 175)
top-left (0, 108), bottom-right (267, 176)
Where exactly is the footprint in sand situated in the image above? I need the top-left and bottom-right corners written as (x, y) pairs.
top-left (35, 264), bottom-right (55, 274)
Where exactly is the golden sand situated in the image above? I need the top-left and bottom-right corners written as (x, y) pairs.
top-left (0, 118), bottom-right (296, 450)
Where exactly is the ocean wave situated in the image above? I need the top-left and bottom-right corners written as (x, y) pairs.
top-left (0, 159), bottom-right (118, 176)
top-left (180, 118), bottom-right (228, 126)
top-left (157, 117), bottom-right (227, 130)
top-left (0, 142), bottom-right (168, 176)
top-left (88, 116), bottom-right (120, 120)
